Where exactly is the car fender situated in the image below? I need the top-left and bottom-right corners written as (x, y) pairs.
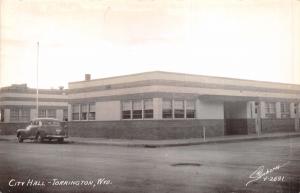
top-left (17, 130), bottom-right (23, 137)
top-left (36, 129), bottom-right (46, 138)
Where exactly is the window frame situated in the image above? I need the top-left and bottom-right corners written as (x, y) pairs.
top-left (143, 99), bottom-right (154, 119)
top-left (265, 102), bottom-right (276, 119)
top-left (132, 100), bottom-right (143, 119)
top-left (72, 104), bottom-right (80, 121)
top-left (280, 102), bottom-right (290, 118)
top-left (10, 108), bottom-right (30, 122)
top-left (162, 99), bottom-right (173, 119)
top-left (174, 100), bottom-right (185, 119)
top-left (72, 103), bottom-right (96, 121)
top-left (121, 99), bottom-right (154, 120)
top-left (186, 100), bottom-right (196, 119)
top-left (121, 100), bottom-right (132, 120)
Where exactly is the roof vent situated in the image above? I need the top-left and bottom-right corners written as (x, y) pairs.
top-left (85, 74), bottom-right (91, 81)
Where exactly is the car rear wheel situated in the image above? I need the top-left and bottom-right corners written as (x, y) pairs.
top-left (37, 134), bottom-right (43, 143)
top-left (58, 138), bottom-right (64, 143)
top-left (17, 134), bottom-right (23, 143)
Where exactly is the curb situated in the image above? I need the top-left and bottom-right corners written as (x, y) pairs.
top-left (1, 133), bottom-right (300, 148)
top-left (68, 133), bottom-right (300, 148)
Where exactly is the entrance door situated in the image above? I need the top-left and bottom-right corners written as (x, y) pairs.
top-left (295, 103), bottom-right (300, 131)
top-left (255, 102), bottom-right (261, 135)
top-left (0, 109), bottom-right (4, 122)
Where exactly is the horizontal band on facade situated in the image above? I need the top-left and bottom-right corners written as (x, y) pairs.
top-left (0, 105), bottom-right (68, 109)
top-left (0, 88), bottom-right (66, 95)
top-left (68, 79), bottom-right (300, 95)
top-left (68, 92), bottom-right (200, 103)
top-left (67, 91), bottom-right (300, 104)
top-left (0, 97), bottom-right (68, 103)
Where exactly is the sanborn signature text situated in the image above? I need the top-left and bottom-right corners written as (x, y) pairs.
top-left (245, 162), bottom-right (289, 186)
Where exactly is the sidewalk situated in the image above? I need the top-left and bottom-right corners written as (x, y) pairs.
top-left (1, 132), bottom-right (300, 147)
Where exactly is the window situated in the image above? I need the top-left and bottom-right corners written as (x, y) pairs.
top-left (88, 103), bottom-right (95, 120)
top-left (10, 108), bottom-right (19, 122)
top-left (10, 108), bottom-right (30, 122)
top-left (265, 102), bottom-right (276, 118)
top-left (42, 120), bottom-right (60, 126)
top-left (63, 109), bottom-right (68, 121)
top-left (174, 100), bottom-right (184, 118)
top-left (0, 109), bottom-right (4, 122)
top-left (72, 103), bottom-right (95, 121)
top-left (38, 109), bottom-right (47, 118)
top-left (186, 100), bottom-right (196, 118)
top-left (72, 104), bottom-right (80, 120)
top-left (81, 104), bottom-right (88, 120)
top-left (20, 109), bottom-right (30, 122)
top-left (163, 100), bottom-right (173, 119)
top-left (47, 109), bottom-right (56, 118)
top-left (121, 99), bottom-right (154, 120)
top-left (132, 100), bottom-right (142, 119)
top-left (281, 102), bottom-right (290, 118)
top-left (122, 101), bottom-right (132, 119)
top-left (144, 99), bottom-right (153, 119)
top-left (38, 109), bottom-right (56, 118)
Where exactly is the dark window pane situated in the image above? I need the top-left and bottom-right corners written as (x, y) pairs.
top-left (72, 113), bottom-right (79, 120)
top-left (174, 109), bottom-right (184, 118)
top-left (186, 110), bottom-right (195, 118)
top-left (81, 112), bottom-right (87, 120)
top-left (133, 110), bottom-right (142, 119)
top-left (144, 109), bottom-right (153, 119)
top-left (122, 110), bottom-right (131, 119)
top-left (163, 109), bottom-right (172, 118)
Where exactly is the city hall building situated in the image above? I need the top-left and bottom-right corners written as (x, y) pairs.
top-left (1, 71), bottom-right (300, 139)
top-left (66, 71), bottom-right (300, 139)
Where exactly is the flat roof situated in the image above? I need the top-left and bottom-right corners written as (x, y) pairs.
top-left (68, 71), bottom-right (300, 91)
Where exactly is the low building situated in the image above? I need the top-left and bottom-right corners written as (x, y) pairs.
top-left (67, 71), bottom-right (300, 139)
top-left (0, 84), bottom-right (68, 134)
top-left (1, 71), bottom-right (299, 139)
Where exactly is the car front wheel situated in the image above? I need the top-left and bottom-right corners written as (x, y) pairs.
top-left (17, 134), bottom-right (23, 143)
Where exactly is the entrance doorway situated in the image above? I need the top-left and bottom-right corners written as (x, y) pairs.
top-left (224, 102), bottom-right (248, 135)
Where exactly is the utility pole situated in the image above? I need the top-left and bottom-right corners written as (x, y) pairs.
top-left (36, 41), bottom-right (39, 118)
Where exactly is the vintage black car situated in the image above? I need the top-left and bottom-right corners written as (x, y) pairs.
top-left (16, 118), bottom-right (68, 143)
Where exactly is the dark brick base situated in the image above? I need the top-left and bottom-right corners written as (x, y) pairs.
top-left (1, 118), bottom-right (296, 139)
top-left (225, 118), bottom-right (295, 135)
top-left (67, 119), bottom-right (225, 140)
top-left (247, 119), bottom-right (256, 134)
top-left (261, 119), bottom-right (295, 133)
top-left (0, 122), bottom-right (29, 135)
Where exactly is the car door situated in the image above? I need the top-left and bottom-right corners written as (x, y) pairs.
top-left (27, 121), bottom-right (39, 138)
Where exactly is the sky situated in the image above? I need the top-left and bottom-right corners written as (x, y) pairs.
top-left (0, 0), bottom-right (300, 89)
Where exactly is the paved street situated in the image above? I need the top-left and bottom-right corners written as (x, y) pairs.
top-left (0, 137), bottom-right (299, 193)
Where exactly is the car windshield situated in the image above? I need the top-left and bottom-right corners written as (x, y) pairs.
top-left (42, 120), bottom-right (60, 126)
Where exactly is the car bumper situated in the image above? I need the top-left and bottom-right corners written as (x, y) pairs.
top-left (45, 135), bottom-right (68, 139)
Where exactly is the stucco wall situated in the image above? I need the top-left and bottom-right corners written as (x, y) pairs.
top-left (197, 100), bottom-right (224, 119)
top-left (96, 101), bottom-right (121, 121)
top-left (4, 109), bottom-right (10, 123)
top-left (67, 119), bottom-right (225, 140)
top-left (56, 109), bottom-right (63, 121)
top-left (30, 109), bottom-right (36, 120)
